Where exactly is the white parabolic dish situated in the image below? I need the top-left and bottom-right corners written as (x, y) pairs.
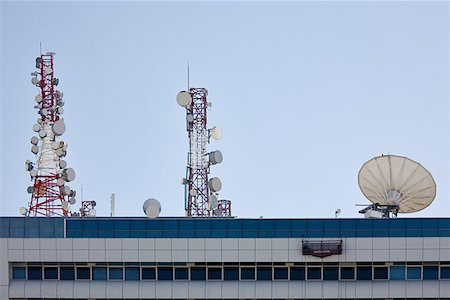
top-left (358, 155), bottom-right (436, 213)
top-left (143, 198), bottom-right (161, 218)
top-left (176, 91), bottom-right (192, 107)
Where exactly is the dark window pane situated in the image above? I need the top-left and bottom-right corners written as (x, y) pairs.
top-left (423, 266), bottom-right (438, 280)
top-left (158, 267), bottom-right (173, 280)
top-left (44, 267), bottom-right (58, 279)
top-left (373, 267), bottom-right (388, 279)
top-left (175, 268), bottom-right (189, 280)
top-left (125, 267), bottom-right (140, 280)
top-left (191, 267), bottom-right (206, 280)
top-left (60, 267), bottom-right (75, 280)
top-left (28, 266), bottom-right (42, 280)
top-left (441, 267), bottom-right (450, 279)
top-left (257, 267), bottom-right (272, 280)
top-left (142, 267), bottom-right (156, 280)
top-left (407, 267), bottom-right (421, 280)
top-left (274, 267), bottom-right (288, 280)
top-left (241, 267), bottom-right (255, 280)
top-left (390, 266), bottom-right (405, 280)
top-left (323, 267), bottom-right (339, 280)
top-left (224, 267), bottom-right (239, 280)
top-left (290, 267), bottom-right (305, 280)
top-left (357, 266), bottom-right (372, 280)
top-left (109, 267), bottom-right (123, 280)
top-left (307, 267), bottom-right (321, 280)
top-left (340, 267), bottom-right (355, 279)
top-left (92, 267), bottom-right (107, 280)
top-left (208, 267), bottom-right (222, 280)
top-left (12, 267), bottom-right (26, 279)
top-left (77, 267), bottom-right (90, 280)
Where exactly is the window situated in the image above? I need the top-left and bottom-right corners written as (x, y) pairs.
top-left (407, 267), bottom-right (421, 280)
top-left (44, 267), bottom-right (58, 279)
top-left (76, 267), bottom-right (90, 280)
top-left (373, 267), bottom-right (388, 280)
top-left (274, 267), bottom-right (288, 280)
top-left (142, 267), bottom-right (156, 280)
top-left (356, 266), bottom-right (372, 280)
top-left (241, 267), bottom-right (255, 280)
top-left (307, 267), bottom-right (321, 280)
top-left (12, 267), bottom-right (26, 279)
top-left (191, 267), bottom-right (206, 280)
top-left (27, 266), bottom-right (42, 280)
top-left (175, 268), bottom-right (189, 280)
top-left (390, 266), bottom-right (405, 280)
top-left (208, 267), bottom-right (222, 280)
top-left (441, 267), bottom-right (450, 279)
top-left (340, 267), bottom-right (355, 280)
top-left (257, 267), bottom-right (272, 280)
top-left (125, 267), bottom-right (140, 280)
top-left (158, 267), bottom-right (173, 280)
top-left (423, 266), bottom-right (438, 280)
top-left (92, 267), bottom-right (107, 280)
top-left (290, 267), bottom-right (305, 280)
top-left (323, 267), bottom-right (339, 280)
top-left (60, 267), bottom-right (74, 280)
top-left (224, 267), bottom-right (239, 280)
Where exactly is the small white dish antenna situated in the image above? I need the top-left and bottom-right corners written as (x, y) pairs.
top-left (27, 186), bottom-right (34, 194)
top-left (214, 207), bottom-right (223, 217)
top-left (38, 129), bottom-right (47, 138)
top-left (210, 194), bottom-right (218, 210)
top-left (189, 188), bottom-right (197, 196)
top-left (69, 197), bottom-right (76, 205)
top-left (176, 91), bottom-right (192, 107)
top-left (57, 107), bottom-right (64, 114)
top-left (31, 77), bottom-right (38, 85)
top-left (52, 119), bottom-right (66, 136)
top-left (19, 207), bottom-right (28, 216)
top-left (59, 160), bottom-right (67, 168)
top-left (209, 177), bottom-right (222, 192)
top-left (210, 126), bottom-right (222, 140)
top-left (44, 67), bottom-right (53, 75)
top-left (57, 178), bottom-right (65, 186)
top-left (30, 169), bottom-right (38, 177)
top-left (32, 124), bottom-right (40, 132)
top-left (143, 198), bottom-right (161, 218)
top-left (89, 208), bottom-right (97, 217)
top-left (37, 118), bottom-right (42, 124)
top-left (358, 155), bottom-right (436, 213)
top-left (31, 145), bottom-right (39, 154)
top-left (63, 186), bottom-right (71, 195)
top-left (63, 168), bottom-right (76, 182)
top-left (61, 201), bottom-right (69, 210)
top-left (209, 150), bottom-right (223, 165)
top-left (35, 94), bottom-right (42, 103)
top-left (55, 148), bottom-right (65, 157)
top-left (41, 108), bottom-right (48, 116)
top-left (52, 141), bottom-right (60, 150)
top-left (30, 136), bottom-right (39, 145)
top-left (186, 114), bottom-right (194, 123)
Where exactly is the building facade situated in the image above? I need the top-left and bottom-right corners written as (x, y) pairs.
top-left (1, 217), bottom-right (450, 299)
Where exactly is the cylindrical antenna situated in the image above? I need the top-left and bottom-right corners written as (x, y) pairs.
top-left (110, 193), bottom-right (115, 217)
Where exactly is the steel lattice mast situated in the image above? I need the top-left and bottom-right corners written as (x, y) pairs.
top-left (22, 52), bottom-right (77, 217)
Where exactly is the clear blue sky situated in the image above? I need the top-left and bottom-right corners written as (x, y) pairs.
top-left (0, 1), bottom-right (448, 218)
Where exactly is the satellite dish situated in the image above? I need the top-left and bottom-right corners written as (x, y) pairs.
top-left (41, 108), bottom-right (48, 116)
top-left (30, 169), bottom-right (38, 177)
top-left (35, 94), bottom-right (42, 103)
top-left (358, 155), bottom-right (436, 213)
top-left (70, 190), bottom-right (76, 197)
top-left (52, 141), bottom-right (60, 150)
top-left (52, 119), bottom-right (66, 136)
top-left (37, 118), bottom-right (42, 124)
top-left (31, 136), bottom-right (39, 145)
top-left (61, 201), bottom-right (69, 210)
top-left (27, 186), bottom-right (34, 194)
top-left (209, 177), bottom-right (222, 192)
top-left (189, 189), bottom-right (197, 196)
top-left (68, 197), bottom-right (76, 205)
top-left (89, 208), bottom-right (97, 217)
top-left (31, 77), bottom-right (38, 85)
top-left (63, 186), bottom-right (71, 195)
top-left (31, 145), bottom-right (39, 154)
top-left (63, 168), bottom-right (76, 182)
top-left (59, 160), bottom-right (67, 168)
top-left (44, 67), bottom-right (53, 75)
top-left (143, 198), bottom-right (161, 218)
top-left (214, 207), bottom-right (223, 217)
top-left (55, 148), bottom-right (65, 157)
top-left (19, 207), bottom-right (28, 215)
top-left (209, 150), bottom-right (223, 165)
top-left (32, 124), bottom-right (40, 132)
top-left (210, 194), bottom-right (218, 210)
top-left (57, 178), bottom-right (65, 186)
top-left (186, 114), bottom-right (194, 123)
top-left (57, 107), bottom-right (64, 114)
top-left (210, 126), bottom-right (222, 140)
top-left (176, 91), bottom-right (192, 107)
top-left (38, 130), bottom-right (47, 138)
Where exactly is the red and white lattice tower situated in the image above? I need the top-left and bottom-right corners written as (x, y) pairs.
top-left (21, 52), bottom-right (77, 217)
top-left (177, 88), bottom-right (231, 217)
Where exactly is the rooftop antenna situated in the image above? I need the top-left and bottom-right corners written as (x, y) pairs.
top-left (110, 193), bottom-right (115, 217)
top-left (187, 61), bottom-right (190, 90)
top-left (357, 155), bottom-right (436, 218)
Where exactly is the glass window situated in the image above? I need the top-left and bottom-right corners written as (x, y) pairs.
top-left (175, 268), bottom-right (189, 280)
top-left (208, 267), bottom-right (222, 280)
top-left (340, 267), bottom-right (355, 280)
top-left (142, 267), bottom-right (156, 280)
top-left (390, 266), bottom-right (405, 280)
top-left (191, 267), bottom-right (206, 280)
top-left (60, 267), bottom-right (74, 280)
top-left (441, 267), bottom-right (450, 279)
top-left (274, 267), bottom-right (288, 280)
top-left (373, 267), bottom-right (388, 280)
top-left (423, 266), bottom-right (438, 280)
top-left (290, 267), bottom-right (305, 280)
top-left (241, 267), bottom-right (255, 280)
top-left (92, 267), bottom-right (107, 280)
top-left (307, 267), bottom-right (321, 280)
top-left (44, 267), bottom-right (58, 279)
top-left (257, 267), bottom-right (272, 280)
top-left (125, 267), bottom-right (140, 280)
top-left (27, 266), bottom-right (42, 280)
top-left (323, 267), bottom-right (339, 280)
top-left (224, 267), bottom-right (239, 280)
top-left (158, 267), bottom-right (173, 280)
top-left (109, 267), bottom-right (123, 280)
top-left (356, 266), bottom-right (372, 280)
top-left (12, 267), bottom-right (26, 279)
top-left (407, 267), bottom-right (421, 280)
top-left (77, 267), bottom-right (90, 280)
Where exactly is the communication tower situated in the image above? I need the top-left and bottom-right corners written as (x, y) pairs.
top-left (177, 88), bottom-right (231, 217)
top-left (21, 52), bottom-right (77, 217)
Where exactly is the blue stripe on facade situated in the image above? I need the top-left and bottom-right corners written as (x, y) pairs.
top-left (1, 217), bottom-right (450, 238)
